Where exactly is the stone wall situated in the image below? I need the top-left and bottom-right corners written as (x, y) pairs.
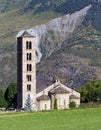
top-left (37, 100), bottom-right (51, 111)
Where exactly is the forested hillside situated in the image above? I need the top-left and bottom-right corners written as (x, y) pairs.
top-left (0, 0), bottom-right (101, 89)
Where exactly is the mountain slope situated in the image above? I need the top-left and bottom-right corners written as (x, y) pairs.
top-left (0, 0), bottom-right (101, 89)
top-left (19, 4), bottom-right (101, 90)
top-left (18, 5), bottom-right (92, 62)
top-left (23, 0), bottom-right (91, 14)
top-left (0, 0), bottom-right (29, 13)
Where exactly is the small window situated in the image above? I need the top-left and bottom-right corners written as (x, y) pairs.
top-left (26, 75), bottom-right (31, 81)
top-left (64, 100), bottom-right (66, 106)
top-left (44, 104), bottom-right (47, 110)
top-left (26, 41), bottom-right (32, 49)
top-left (26, 41), bottom-right (29, 49)
top-left (29, 42), bottom-right (32, 49)
top-left (27, 84), bottom-right (31, 91)
top-left (27, 53), bottom-right (32, 60)
top-left (27, 64), bottom-right (32, 71)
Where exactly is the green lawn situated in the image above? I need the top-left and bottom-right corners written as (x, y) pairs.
top-left (0, 108), bottom-right (101, 130)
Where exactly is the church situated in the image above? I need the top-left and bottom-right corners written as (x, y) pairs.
top-left (17, 31), bottom-right (80, 111)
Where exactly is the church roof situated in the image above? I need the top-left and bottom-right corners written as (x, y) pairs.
top-left (37, 95), bottom-right (50, 101)
top-left (19, 31), bottom-right (34, 37)
top-left (50, 87), bottom-right (70, 94)
top-left (69, 95), bottom-right (80, 99)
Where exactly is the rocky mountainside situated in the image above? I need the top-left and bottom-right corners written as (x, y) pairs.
top-left (18, 5), bottom-right (92, 62)
top-left (0, 0), bottom-right (101, 89)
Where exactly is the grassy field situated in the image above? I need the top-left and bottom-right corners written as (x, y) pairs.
top-left (0, 108), bottom-right (101, 130)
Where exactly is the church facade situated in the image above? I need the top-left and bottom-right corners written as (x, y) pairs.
top-left (17, 31), bottom-right (80, 111)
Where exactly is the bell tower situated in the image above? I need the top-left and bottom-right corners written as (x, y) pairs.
top-left (17, 31), bottom-right (36, 109)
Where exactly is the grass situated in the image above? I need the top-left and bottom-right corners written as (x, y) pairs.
top-left (0, 9), bottom-right (60, 46)
top-left (0, 108), bottom-right (101, 130)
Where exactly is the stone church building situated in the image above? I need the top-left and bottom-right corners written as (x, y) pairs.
top-left (17, 31), bottom-right (80, 111)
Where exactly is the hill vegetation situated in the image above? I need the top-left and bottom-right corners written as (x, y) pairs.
top-left (79, 78), bottom-right (101, 103)
top-left (0, 0), bottom-right (101, 88)
top-left (0, 83), bottom-right (17, 108)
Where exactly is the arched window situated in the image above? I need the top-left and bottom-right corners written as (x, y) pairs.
top-left (26, 41), bottom-right (29, 49)
top-left (27, 84), bottom-right (31, 91)
top-left (27, 64), bottom-right (32, 71)
top-left (64, 100), bottom-right (66, 108)
top-left (29, 64), bottom-right (32, 71)
top-left (26, 41), bottom-right (32, 49)
top-left (26, 75), bottom-right (31, 81)
top-left (29, 53), bottom-right (32, 60)
top-left (44, 104), bottom-right (47, 110)
top-left (29, 42), bottom-right (32, 49)
top-left (27, 53), bottom-right (32, 60)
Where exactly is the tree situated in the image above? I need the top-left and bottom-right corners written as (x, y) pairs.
top-left (79, 78), bottom-right (101, 103)
top-left (0, 88), bottom-right (7, 108)
top-left (54, 98), bottom-right (57, 109)
top-left (24, 94), bottom-right (33, 112)
top-left (4, 83), bottom-right (17, 108)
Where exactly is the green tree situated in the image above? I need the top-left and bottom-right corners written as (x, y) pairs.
top-left (54, 98), bottom-right (57, 109)
top-left (79, 78), bottom-right (101, 103)
top-left (0, 88), bottom-right (7, 108)
top-left (4, 83), bottom-right (17, 108)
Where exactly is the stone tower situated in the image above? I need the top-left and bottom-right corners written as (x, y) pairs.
top-left (17, 31), bottom-right (36, 109)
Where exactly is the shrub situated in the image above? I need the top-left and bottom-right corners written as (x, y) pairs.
top-left (69, 101), bottom-right (76, 108)
top-left (0, 88), bottom-right (7, 108)
top-left (54, 98), bottom-right (57, 109)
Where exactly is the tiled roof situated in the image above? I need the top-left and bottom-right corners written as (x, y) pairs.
top-left (50, 87), bottom-right (70, 94)
top-left (37, 95), bottom-right (50, 101)
top-left (69, 95), bottom-right (80, 99)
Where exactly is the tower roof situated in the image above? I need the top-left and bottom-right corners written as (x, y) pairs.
top-left (18, 31), bottom-right (34, 38)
